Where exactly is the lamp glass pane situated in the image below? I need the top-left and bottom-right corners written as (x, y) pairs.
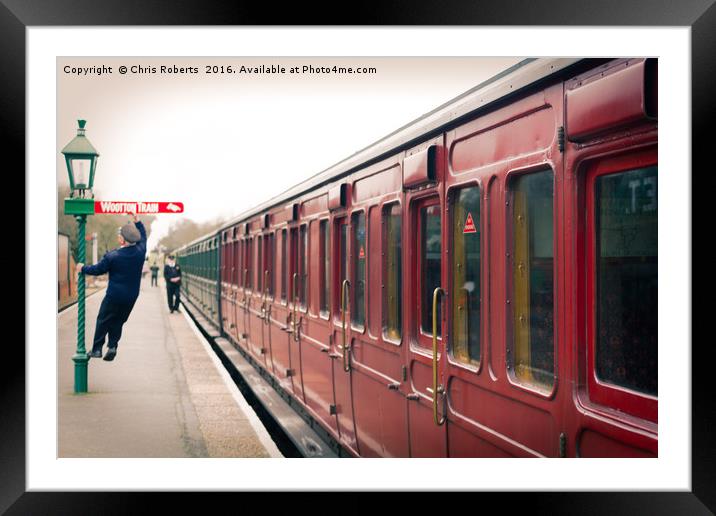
top-left (70, 158), bottom-right (91, 188)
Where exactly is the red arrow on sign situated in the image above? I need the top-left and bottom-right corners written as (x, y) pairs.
top-left (94, 201), bottom-right (184, 214)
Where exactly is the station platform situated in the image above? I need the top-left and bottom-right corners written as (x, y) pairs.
top-left (58, 276), bottom-right (283, 458)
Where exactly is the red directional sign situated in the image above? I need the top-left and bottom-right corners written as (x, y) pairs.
top-left (94, 201), bottom-right (184, 214)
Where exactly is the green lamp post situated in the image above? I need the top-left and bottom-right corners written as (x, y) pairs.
top-left (61, 119), bottom-right (99, 394)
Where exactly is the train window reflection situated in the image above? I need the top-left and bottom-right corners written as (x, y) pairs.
top-left (266, 232), bottom-right (274, 297)
top-left (509, 170), bottom-right (554, 390)
top-left (246, 237), bottom-right (253, 290)
top-left (451, 186), bottom-right (481, 365)
top-left (299, 224), bottom-right (308, 308)
top-left (220, 236), bottom-right (226, 283)
top-left (352, 212), bottom-right (366, 328)
top-left (239, 240), bottom-right (243, 288)
top-left (338, 219), bottom-right (348, 316)
top-left (320, 220), bottom-right (330, 315)
top-left (595, 166), bottom-right (657, 396)
top-left (421, 204), bottom-right (441, 336)
top-left (257, 235), bottom-right (263, 293)
top-left (235, 243), bottom-right (239, 286)
top-left (290, 228), bottom-right (298, 303)
top-left (281, 229), bottom-right (287, 302)
top-left (383, 203), bottom-right (402, 341)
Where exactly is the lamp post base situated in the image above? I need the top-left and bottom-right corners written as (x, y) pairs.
top-left (72, 353), bottom-right (89, 393)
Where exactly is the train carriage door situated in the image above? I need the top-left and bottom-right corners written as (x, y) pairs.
top-left (237, 231), bottom-right (244, 339)
top-left (269, 227), bottom-right (294, 392)
top-left (261, 231), bottom-right (275, 371)
top-left (404, 142), bottom-right (448, 457)
top-left (249, 235), bottom-right (264, 359)
top-left (288, 225), bottom-right (307, 401)
top-left (242, 236), bottom-right (253, 348)
top-left (331, 215), bottom-right (359, 453)
top-left (570, 150), bottom-right (658, 457)
top-left (220, 231), bottom-right (229, 332)
top-left (562, 61), bottom-right (658, 457)
top-left (229, 230), bottom-right (239, 342)
top-left (407, 197), bottom-right (449, 456)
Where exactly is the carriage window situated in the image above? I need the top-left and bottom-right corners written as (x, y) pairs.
top-left (291, 229), bottom-right (298, 301)
top-left (225, 238), bottom-right (231, 284)
top-left (221, 237), bottom-right (226, 283)
top-left (383, 203), bottom-right (402, 341)
top-left (299, 224), bottom-right (308, 308)
top-left (452, 186), bottom-right (481, 366)
top-left (238, 240), bottom-right (244, 287)
top-left (214, 242), bottom-right (217, 279)
top-left (420, 204), bottom-right (442, 336)
top-left (211, 242), bottom-right (215, 278)
top-left (256, 236), bottom-right (264, 292)
top-left (290, 228), bottom-right (298, 303)
top-left (281, 229), bottom-right (287, 301)
top-left (352, 212), bottom-right (366, 328)
top-left (230, 244), bottom-right (234, 284)
top-left (595, 166), bottom-right (657, 396)
top-left (246, 237), bottom-right (253, 290)
top-left (265, 232), bottom-right (274, 297)
top-left (233, 239), bottom-right (239, 285)
top-left (320, 220), bottom-right (330, 314)
top-left (338, 219), bottom-right (348, 316)
top-left (510, 170), bottom-right (554, 390)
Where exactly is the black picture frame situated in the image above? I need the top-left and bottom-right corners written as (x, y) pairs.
top-left (6, 1), bottom-right (711, 512)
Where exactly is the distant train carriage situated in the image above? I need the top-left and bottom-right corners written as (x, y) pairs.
top-left (178, 58), bottom-right (658, 457)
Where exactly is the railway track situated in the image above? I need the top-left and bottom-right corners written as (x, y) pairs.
top-left (181, 299), bottom-right (344, 458)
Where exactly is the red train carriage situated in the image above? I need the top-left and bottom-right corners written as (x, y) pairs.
top-left (178, 57), bottom-right (658, 457)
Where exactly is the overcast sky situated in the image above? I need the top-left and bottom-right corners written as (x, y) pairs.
top-left (58, 57), bottom-right (522, 249)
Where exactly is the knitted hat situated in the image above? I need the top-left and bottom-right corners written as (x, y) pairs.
top-left (120, 223), bottom-right (141, 243)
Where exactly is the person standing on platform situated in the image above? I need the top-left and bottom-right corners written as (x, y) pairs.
top-left (164, 254), bottom-right (182, 313)
top-left (76, 211), bottom-right (147, 362)
top-left (150, 260), bottom-right (160, 287)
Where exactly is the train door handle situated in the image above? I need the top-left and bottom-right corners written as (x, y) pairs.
top-left (387, 382), bottom-right (400, 391)
top-left (242, 269), bottom-right (249, 311)
top-left (406, 393), bottom-right (420, 401)
top-left (282, 313), bottom-right (293, 333)
top-left (291, 273), bottom-right (301, 341)
top-left (432, 287), bottom-right (446, 426)
top-left (261, 270), bottom-right (270, 322)
top-left (341, 279), bottom-right (351, 372)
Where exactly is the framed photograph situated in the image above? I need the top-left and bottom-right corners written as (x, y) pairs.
top-left (10, 0), bottom-right (710, 512)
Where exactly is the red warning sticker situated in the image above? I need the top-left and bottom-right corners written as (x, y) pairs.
top-left (463, 212), bottom-right (477, 234)
top-left (359, 246), bottom-right (365, 259)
